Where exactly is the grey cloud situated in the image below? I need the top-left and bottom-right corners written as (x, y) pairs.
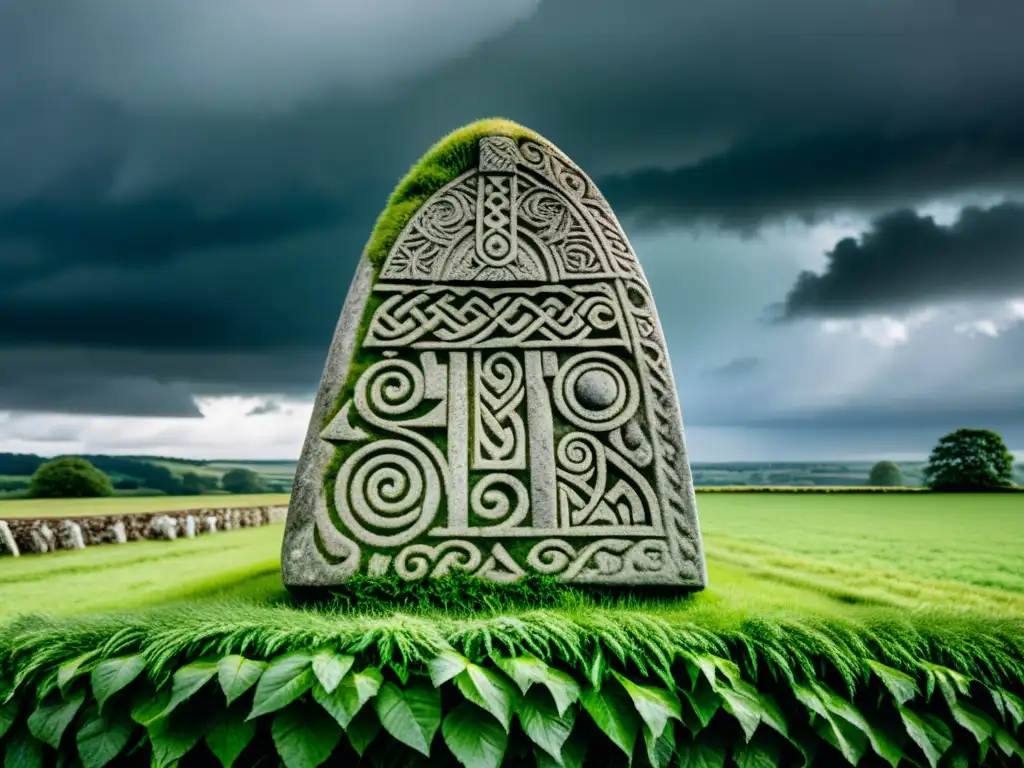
top-left (700, 357), bottom-right (763, 381)
top-left (0, 373), bottom-right (202, 417)
top-left (246, 401), bottom-right (283, 416)
top-left (780, 202), bottom-right (1024, 319)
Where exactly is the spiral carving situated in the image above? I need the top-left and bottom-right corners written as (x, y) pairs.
top-left (470, 473), bottom-right (528, 529)
top-left (356, 358), bottom-right (426, 424)
top-left (394, 540), bottom-right (482, 580)
top-left (334, 440), bottom-right (440, 547)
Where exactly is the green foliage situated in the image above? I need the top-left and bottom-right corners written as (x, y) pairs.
top-left (221, 468), bottom-right (270, 494)
top-left (868, 460), bottom-right (904, 487)
top-left (28, 457), bottom-right (113, 499)
top-left (181, 471), bottom-right (219, 495)
top-left (1, 608), bottom-right (1023, 766)
top-left (924, 428), bottom-right (1016, 492)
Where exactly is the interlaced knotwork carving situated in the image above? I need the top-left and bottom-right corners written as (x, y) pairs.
top-left (473, 351), bottom-right (526, 469)
top-left (364, 283), bottom-right (628, 349)
top-left (289, 132), bottom-right (706, 590)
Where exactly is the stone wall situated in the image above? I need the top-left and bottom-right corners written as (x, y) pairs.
top-left (0, 505), bottom-right (288, 556)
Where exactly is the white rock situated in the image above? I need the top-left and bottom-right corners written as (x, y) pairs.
top-left (110, 521), bottom-right (128, 544)
top-left (149, 515), bottom-right (178, 541)
top-left (0, 520), bottom-right (19, 557)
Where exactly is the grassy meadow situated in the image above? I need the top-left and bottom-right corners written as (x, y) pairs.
top-left (2, 491), bottom-right (1021, 621)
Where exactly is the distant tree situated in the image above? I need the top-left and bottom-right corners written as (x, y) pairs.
top-left (923, 428), bottom-right (1015, 492)
top-left (29, 457), bottom-right (114, 498)
top-left (868, 460), bottom-right (904, 487)
top-left (113, 478), bottom-right (140, 490)
top-left (221, 468), bottom-right (270, 494)
top-left (182, 472), bottom-right (219, 495)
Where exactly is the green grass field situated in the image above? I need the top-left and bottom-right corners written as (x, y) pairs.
top-left (0, 493), bottom-right (290, 518)
top-left (2, 492), bottom-right (1021, 622)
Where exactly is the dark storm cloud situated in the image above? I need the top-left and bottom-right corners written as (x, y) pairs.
top-left (3, 0), bottom-right (1024, 417)
top-left (599, 130), bottom-right (1024, 231)
top-left (701, 357), bottom-right (763, 381)
top-left (779, 202), bottom-right (1024, 319)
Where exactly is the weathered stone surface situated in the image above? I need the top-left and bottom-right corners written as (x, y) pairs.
top-left (283, 124), bottom-right (707, 589)
top-left (110, 521), bottom-right (128, 544)
top-left (204, 516), bottom-right (218, 534)
top-left (0, 520), bottom-right (18, 557)
top-left (149, 515), bottom-right (177, 541)
top-left (184, 515), bottom-right (196, 538)
top-left (58, 520), bottom-right (86, 550)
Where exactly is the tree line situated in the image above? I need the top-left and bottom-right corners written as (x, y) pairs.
top-left (869, 428), bottom-right (1018, 491)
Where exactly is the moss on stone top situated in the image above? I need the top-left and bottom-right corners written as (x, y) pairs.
top-left (364, 118), bottom-right (545, 265)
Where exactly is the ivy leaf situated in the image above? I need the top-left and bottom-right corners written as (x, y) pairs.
top-left (205, 705), bottom-right (256, 768)
top-left (898, 706), bottom-right (953, 768)
top-left (0, 698), bottom-right (19, 740)
top-left (158, 661), bottom-right (218, 719)
top-left (248, 652), bottom-right (315, 720)
top-left (442, 702), bottom-right (508, 768)
top-left (994, 728), bottom-right (1024, 760)
top-left (494, 655), bottom-right (546, 696)
top-left (794, 684), bottom-right (866, 766)
top-left (90, 656), bottom-right (146, 712)
top-left (27, 688), bottom-right (85, 749)
top-left (217, 656), bottom-right (267, 706)
top-left (813, 681), bottom-right (902, 767)
top-left (517, 687), bottom-right (576, 765)
top-left (643, 721), bottom-right (676, 768)
top-left (579, 681), bottom-right (641, 758)
top-left (427, 651), bottom-right (469, 688)
top-left (949, 700), bottom-right (997, 746)
top-left (716, 684), bottom-right (762, 743)
top-left (680, 677), bottom-right (721, 733)
top-left (148, 713), bottom-right (207, 768)
top-left (58, 653), bottom-right (99, 695)
top-left (865, 660), bottom-right (919, 706)
top-left (76, 707), bottom-right (135, 768)
top-left (312, 650), bottom-right (354, 695)
top-left (313, 667), bottom-right (382, 728)
top-left (611, 672), bottom-right (681, 740)
top-left (272, 701), bottom-right (343, 768)
top-left (733, 731), bottom-right (781, 768)
top-left (3, 724), bottom-right (45, 768)
top-left (345, 707), bottom-right (381, 758)
top-left (495, 656), bottom-right (579, 717)
top-left (373, 679), bottom-right (441, 757)
top-left (455, 664), bottom-right (516, 731)
top-left (130, 686), bottom-right (170, 727)
top-left (999, 689), bottom-right (1024, 730)
top-left (675, 731), bottom-right (727, 768)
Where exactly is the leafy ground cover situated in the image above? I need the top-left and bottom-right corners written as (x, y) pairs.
top-left (1, 493), bottom-right (1022, 766)
top-left (0, 494), bottom-right (290, 519)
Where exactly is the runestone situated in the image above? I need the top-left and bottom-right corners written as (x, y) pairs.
top-left (283, 127), bottom-right (707, 589)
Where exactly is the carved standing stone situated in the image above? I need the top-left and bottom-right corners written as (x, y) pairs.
top-left (284, 125), bottom-right (707, 589)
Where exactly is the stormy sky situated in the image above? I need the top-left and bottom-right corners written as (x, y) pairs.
top-left (3, 0), bottom-right (1024, 461)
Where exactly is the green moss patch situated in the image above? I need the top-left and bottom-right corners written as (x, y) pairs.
top-left (363, 118), bottom-right (544, 267)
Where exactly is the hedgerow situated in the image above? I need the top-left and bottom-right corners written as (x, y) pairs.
top-left (1, 599), bottom-right (1023, 767)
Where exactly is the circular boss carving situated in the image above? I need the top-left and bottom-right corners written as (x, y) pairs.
top-left (553, 351), bottom-right (639, 432)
